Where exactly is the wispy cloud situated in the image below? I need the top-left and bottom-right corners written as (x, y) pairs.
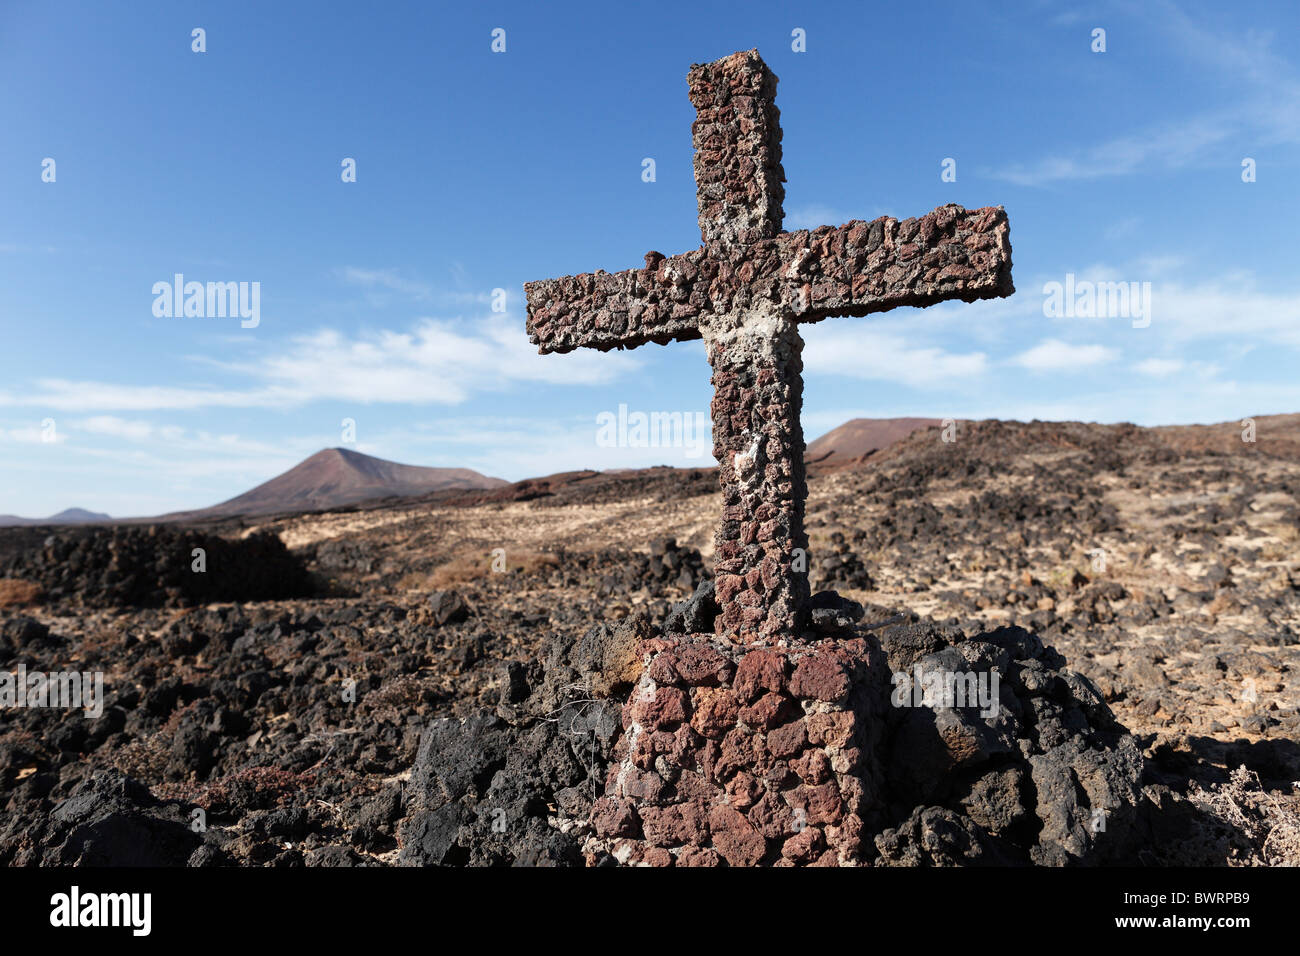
top-left (802, 325), bottom-right (988, 386)
top-left (1147, 276), bottom-right (1300, 346)
top-left (0, 425), bottom-right (60, 444)
top-left (0, 313), bottom-right (641, 412)
top-left (989, 2), bottom-right (1300, 185)
top-left (337, 267), bottom-right (495, 307)
top-left (365, 414), bottom-right (717, 481)
top-left (338, 267), bottom-right (435, 300)
top-left (992, 113), bottom-right (1235, 186)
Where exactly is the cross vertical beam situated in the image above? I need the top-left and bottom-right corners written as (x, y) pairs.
top-left (706, 307), bottom-right (809, 638)
top-left (693, 51), bottom-right (804, 640)
top-left (688, 50), bottom-right (785, 252)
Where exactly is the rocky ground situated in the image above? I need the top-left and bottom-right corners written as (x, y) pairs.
top-left (0, 418), bottom-right (1297, 866)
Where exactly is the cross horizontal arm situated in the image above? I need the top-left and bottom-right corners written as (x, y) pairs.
top-left (525, 250), bottom-right (712, 355)
top-left (773, 203), bottom-right (1014, 321)
top-left (526, 205), bottom-right (1012, 356)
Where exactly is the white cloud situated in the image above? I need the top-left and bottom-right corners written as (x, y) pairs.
top-left (76, 416), bottom-right (159, 441)
top-left (0, 425), bottom-right (59, 444)
top-left (1011, 339), bottom-right (1118, 371)
top-left (0, 313), bottom-right (641, 412)
top-left (1149, 277), bottom-right (1300, 346)
top-left (69, 416), bottom-right (293, 456)
top-left (802, 326), bottom-right (987, 386)
top-left (0, 381), bottom-right (290, 412)
top-left (1030, 262), bottom-right (1300, 349)
top-left (1133, 358), bottom-right (1184, 377)
top-left (377, 414), bottom-right (716, 480)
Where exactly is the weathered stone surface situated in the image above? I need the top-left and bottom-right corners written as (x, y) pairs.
top-left (790, 649), bottom-right (852, 702)
top-left (708, 805), bottom-right (767, 866)
top-left (663, 580), bottom-right (721, 634)
top-left (628, 686), bottom-right (689, 731)
top-left (690, 687), bottom-right (739, 738)
top-left (427, 590), bottom-right (469, 626)
top-left (587, 632), bottom-right (885, 866)
top-left (808, 589), bottom-right (866, 634)
top-left (43, 770), bottom-right (200, 866)
top-left (734, 647), bottom-right (787, 701)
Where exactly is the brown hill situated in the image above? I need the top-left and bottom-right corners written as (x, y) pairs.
top-left (163, 448), bottom-right (508, 520)
top-left (1153, 412), bottom-right (1300, 459)
top-left (805, 417), bottom-right (941, 465)
top-left (865, 413), bottom-right (1300, 477)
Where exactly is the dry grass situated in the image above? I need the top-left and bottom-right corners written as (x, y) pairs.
top-left (0, 578), bottom-right (43, 608)
top-left (367, 674), bottom-right (441, 723)
top-left (1191, 766), bottom-right (1300, 866)
top-left (157, 766), bottom-right (319, 814)
top-left (399, 549), bottom-right (561, 590)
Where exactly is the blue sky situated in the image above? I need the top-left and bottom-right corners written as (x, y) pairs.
top-left (2, 0), bottom-right (1299, 517)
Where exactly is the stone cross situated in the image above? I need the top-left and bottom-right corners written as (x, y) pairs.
top-left (525, 49), bottom-right (1014, 643)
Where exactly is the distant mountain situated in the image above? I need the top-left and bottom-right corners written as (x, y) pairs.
top-left (164, 447), bottom-right (509, 519)
top-left (0, 507), bottom-right (113, 528)
top-left (805, 417), bottom-right (942, 465)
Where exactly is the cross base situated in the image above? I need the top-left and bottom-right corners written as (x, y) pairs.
top-left (585, 632), bottom-right (886, 866)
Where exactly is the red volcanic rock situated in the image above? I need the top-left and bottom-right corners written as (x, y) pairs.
top-left (709, 806), bottom-right (767, 866)
top-left (591, 798), bottom-right (639, 838)
top-left (725, 770), bottom-right (763, 810)
top-left (746, 790), bottom-right (799, 841)
top-left (789, 652), bottom-right (851, 702)
top-left (791, 748), bottom-right (833, 785)
top-left (678, 846), bottom-right (722, 867)
top-left (592, 630), bottom-right (880, 866)
top-left (646, 653), bottom-right (680, 686)
top-left (643, 847), bottom-right (675, 867)
top-left (825, 814), bottom-right (865, 859)
top-left (620, 767), bottom-right (667, 803)
top-left (629, 686), bottom-right (688, 730)
top-left (789, 782), bottom-right (844, 826)
top-left (738, 691), bottom-right (791, 730)
top-left (767, 718), bottom-right (809, 759)
top-left (806, 711), bottom-right (856, 749)
top-left (690, 687), bottom-right (740, 738)
top-left (734, 648), bottom-right (787, 702)
top-left (781, 827), bottom-right (826, 864)
top-left (673, 643), bottom-right (735, 685)
top-left (716, 726), bottom-right (762, 780)
top-left (639, 802), bottom-right (711, 848)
